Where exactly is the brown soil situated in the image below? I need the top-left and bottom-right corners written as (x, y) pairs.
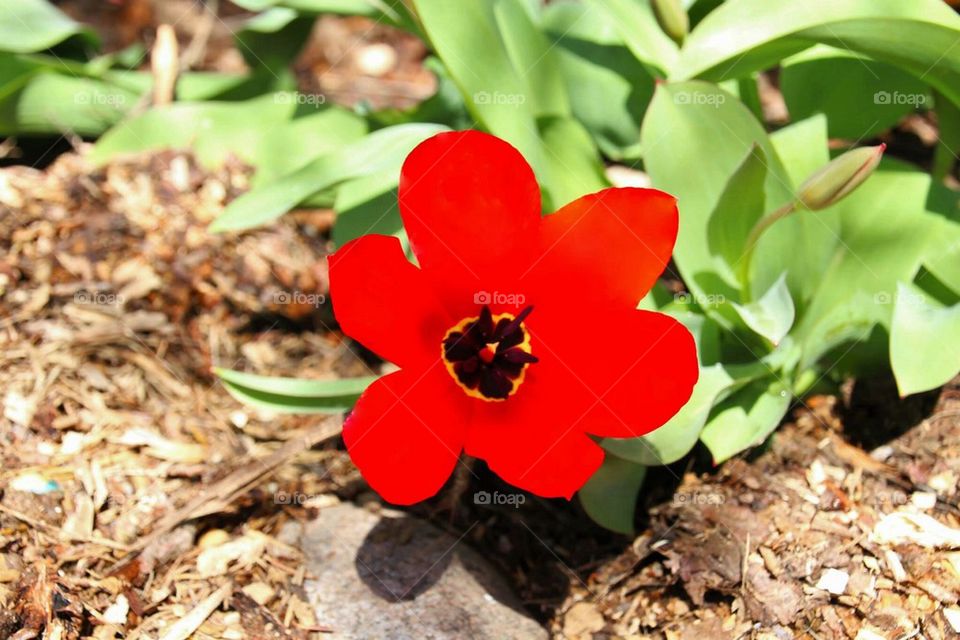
top-left (3, 141), bottom-right (959, 640)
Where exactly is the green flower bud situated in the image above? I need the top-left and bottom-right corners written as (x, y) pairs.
top-left (652, 0), bottom-right (689, 45)
top-left (796, 144), bottom-right (886, 211)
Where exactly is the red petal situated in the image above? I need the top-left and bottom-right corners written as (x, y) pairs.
top-left (463, 353), bottom-right (604, 499)
top-left (399, 130), bottom-right (541, 316)
top-left (329, 234), bottom-right (451, 368)
top-left (527, 188), bottom-right (678, 308)
top-left (343, 363), bottom-right (469, 505)
top-left (537, 308), bottom-right (698, 440)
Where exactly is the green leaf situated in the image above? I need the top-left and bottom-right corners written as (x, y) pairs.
top-left (537, 116), bottom-right (609, 210)
top-left (706, 143), bottom-right (767, 276)
top-left (780, 45), bottom-right (931, 140)
top-left (580, 0), bottom-right (679, 75)
top-left (578, 453), bottom-right (646, 534)
top-left (331, 169), bottom-right (406, 250)
top-left (0, 0), bottom-right (98, 53)
top-left (100, 68), bottom-right (278, 102)
top-left (920, 180), bottom-right (960, 296)
top-left (604, 311), bottom-right (751, 466)
top-left (541, 1), bottom-right (654, 160)
top-left (413, 0), bottom-right (603, 207)
top-left (755, 114), bottom-right (839, 310)
top-left (672, 0), bottom-right (960, 111)
top-left (731, 273), bottom-right (795, 346)
top-left (925, 242), bottom-right (960, 299)
top-left (891, 283), bottom-right (960, 396)
top-left (216, 367), bottom-right (376, 397)
top-left (235, 7), bottom-right (314, 76)
top-left (794, 162), bottom-right (948, 369)
top-left (219, 380), bottom-right (359, 414)
top-left (210, 123), bottom-right (448, 232)
top-left (91, 95), bottom-right (295, 167)
top-left (604, 364), bottom-right (735, 466)
top-left (934, 91), bottom-right (960, 181)
top-left (216, 367), bottom-right (374, 414)
top-left (699, 375), bottom-right (791, 463)
top-left (231, 0), bottom-right (416, 29)
top-left (252, 107), bottom-right (368, 185)
top-left (768, 114), bottom-right (830, 185)
top-left (0, 73), bottom-right (137, 136)
top-left (640, 81), bottom-right (792, 305)
top-left (413, 0), bottom-right (544, 173)
top-left (493, 0), bottom-right (570, 118)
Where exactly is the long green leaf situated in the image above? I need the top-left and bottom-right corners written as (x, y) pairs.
top-left (541, 1), bottom-right (654, 160)
top-left (705, 143), bottom-right (767, 279)
top-left (890, 283), bottom-right (960, 396)
top-left (890, 282), bottom-right (960, 396)
top-left (699, 375), bottom-right (791, 463)
top-left (0, 73), bottom-right (136, 136)
top-left (580, 0), bottom-right (678, 75)
top-left (672, 0), bottom-right (960, 110)
top-left (640, 81), bottom-right (792, 305)
top-left (494, 0), bottom-right (570, 118)
top-left (215, 367), bottom-right (376, 398)
top-left (209, 123), bottom-right (448, 232)
top-left (91, 94), bottom-right (296, 167)
top-left (794, 161), bottom-right (948, 369)
top-left (331, 168), bottom-right (406, 249)
top-left (780, 45), bottom-right (930, 140)
top-left (413, 0), bottom-right (603, 209)
top-left (216, 367), bottom-right (374, 414)
top-left (220, 380), bottom-right (361, 414)
top-left (537, 116), bottom-right (609, 210)
top-left (0, 0), bottom-right (98, 53)
top-left (731, 274), bottom-right (795, 346)
top-left (578, 453), bottom-right (646, 534)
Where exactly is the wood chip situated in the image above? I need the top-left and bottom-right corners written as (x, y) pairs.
top-left (157, 582), bottom-right (231, 640)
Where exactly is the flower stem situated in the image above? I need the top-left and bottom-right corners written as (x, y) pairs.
top-left (739, 200), bottom-right (797, 290)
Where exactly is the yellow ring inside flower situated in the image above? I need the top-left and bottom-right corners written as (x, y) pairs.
top-left (440, 307), bottom-right (536, 402)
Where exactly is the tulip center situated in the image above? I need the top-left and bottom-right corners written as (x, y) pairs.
top-left (441, 305), bottom-right (538, 401)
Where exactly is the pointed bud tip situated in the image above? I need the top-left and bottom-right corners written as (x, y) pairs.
top-left (796, 144), bottom-right (885, 211)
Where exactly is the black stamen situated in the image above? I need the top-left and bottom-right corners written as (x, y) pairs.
top-left (442, 305), bottom-right (537, 400)
top-left (500, 305), bottom-right (534, 339)
top-left (500, 349), bottom-right (539, 364)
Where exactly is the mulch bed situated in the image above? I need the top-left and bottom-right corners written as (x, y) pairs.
top-left (0, 148), bottom-right (372, 639)
top-left (2, 144), bottom-right (959, 640)
top-left (548, 384), bottom-right (960, 639)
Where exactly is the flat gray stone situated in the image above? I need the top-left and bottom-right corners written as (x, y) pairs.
top-left (299, 503), bottom-right (547, 640)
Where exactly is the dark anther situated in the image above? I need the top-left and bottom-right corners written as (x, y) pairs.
top-left (442, 305), bottom-right (538, 400)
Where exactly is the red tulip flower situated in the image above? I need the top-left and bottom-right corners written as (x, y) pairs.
top-left (328, 131), bottom-right (698, 505)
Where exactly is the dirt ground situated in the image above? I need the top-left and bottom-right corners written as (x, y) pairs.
top-left (2, 139), bottom-right (960, 639)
